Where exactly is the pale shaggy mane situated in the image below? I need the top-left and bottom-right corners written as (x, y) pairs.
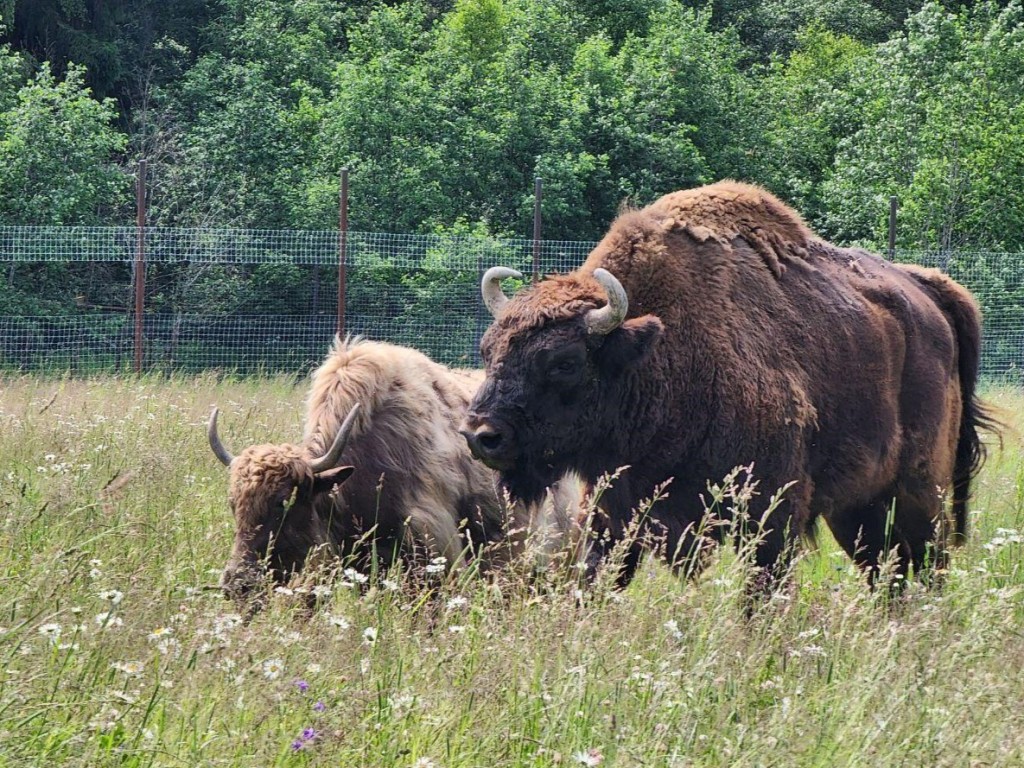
top-left (302, 336), bottom-right (478, 456)
top-left (231, 445), bottom-right (311, 505)
top-left (648, 180), bottom-right (816, 278)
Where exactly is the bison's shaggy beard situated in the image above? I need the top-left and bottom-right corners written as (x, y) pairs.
top-left (499, 460), bottom-right (564, 509)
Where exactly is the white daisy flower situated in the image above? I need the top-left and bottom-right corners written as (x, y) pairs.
top-left (262, 658), bottom-right (285, 680)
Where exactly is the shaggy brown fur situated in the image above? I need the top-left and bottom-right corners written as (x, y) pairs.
top-left (465, 180), bottom-right (993, 592)
top-left (218, 337), bottom-right (581, 609)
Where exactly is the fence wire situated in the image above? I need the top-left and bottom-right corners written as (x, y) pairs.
top-left (1, 226), bottom-right (1021, 379)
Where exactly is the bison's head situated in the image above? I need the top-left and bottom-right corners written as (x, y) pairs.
top-left (461, 267), bottom-right (662, 504)
top-left (208, 406), bottom-right (358, 611)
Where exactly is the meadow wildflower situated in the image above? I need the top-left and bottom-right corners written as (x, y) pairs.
top-left (313, 700), bottom-right (327, 713)
top-left (390, 693), bottom-right (416, 717)
top-left (99, 589), bottom-right (124, 604)
top-left (574, 747), bottom-right (604, 766)
top-left (412, 758), bottom-right (439, 768)
top-left (343, 568), bottom-right (369, 585)
top-left (291, 726), bottom-right (319, 751)
top-left (262, 658), bottom-right (285, 680)
top-left (111, 660), bottom-right (145, 677)
top-left (147, 626), bottom-right (173, 642)
top-left (38, 623), bottom-right (62, 643)
top-left (326, 614), bottom-right (350, 630)
top-left (424, 557), bottom-right (447, 575)
top-left (94, 612), bottom-right (123, 628)
top-left (363, 627), bottom-right (378, 645)
top-left (445, 596), bottom-right (468, 610)
top-left (294, 679), bottom-right (309, 693)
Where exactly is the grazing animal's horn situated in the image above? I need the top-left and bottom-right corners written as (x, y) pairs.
top-left (481, 267), bottom-right (523, 318)
top-left (585, 268), bottom-right (628, 336)
top-left (310, 403), bottom-right (360, 474)
top-left (208, 407), bottom-right (235, 467)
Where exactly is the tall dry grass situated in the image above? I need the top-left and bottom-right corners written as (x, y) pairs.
top-left (1, 375), bottom-right (1022, 767)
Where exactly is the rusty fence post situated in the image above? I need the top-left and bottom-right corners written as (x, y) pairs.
top-left (133, 159), bottom-right (147, 374)
top-left (887, 196), bottom-right (898, 261)
top-left (338, 168), bottom-right (349, 338)
top-left (532, 176), bottom-right (542, 283)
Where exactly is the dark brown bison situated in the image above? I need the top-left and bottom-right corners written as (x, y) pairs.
top-left (210, 336), bottom-right (581, 610)
top-left (461, 180), bottom-right (992, 593)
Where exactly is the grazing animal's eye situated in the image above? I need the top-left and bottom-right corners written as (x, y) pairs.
top-left (551, 359), bottom-right (578, 376)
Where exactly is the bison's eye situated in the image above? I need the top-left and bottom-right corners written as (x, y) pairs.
top-left (550, 359), bottom-right (578, 376)
top-left (545, 356), bottom-right (584, 386)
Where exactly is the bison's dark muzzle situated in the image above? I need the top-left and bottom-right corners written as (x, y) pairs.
top-left (460, 413), bottom-right (518, 470)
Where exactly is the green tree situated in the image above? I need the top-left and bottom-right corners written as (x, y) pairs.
top-left (753, 26), bottom-right (871, 230)
top-left (0, 62), bottom-right (127, 224)
top-left (158, 0), bottom-right (346, 226)
top-left (822, 0), bottom-right (1024, 249)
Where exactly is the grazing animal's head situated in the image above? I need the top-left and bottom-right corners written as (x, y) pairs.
top-left (461, 266), bottom-right (662, 503)
top-left (208, 405), bottom-right (358, 609)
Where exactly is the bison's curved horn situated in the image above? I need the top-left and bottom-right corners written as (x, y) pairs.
top-left (309, 403), bottom-right (360, 474)
top-left (208, 407), bottom-right (235, 467)
top-left (481, 266), bottom-right (523, 318)
top-left (585, 268), bottom-right (629, 336)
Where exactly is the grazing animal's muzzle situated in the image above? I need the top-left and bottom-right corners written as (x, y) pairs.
top-left (220, 560), bottom-right (266, 611)
top-left (460, 413), bottom-right (518, 470)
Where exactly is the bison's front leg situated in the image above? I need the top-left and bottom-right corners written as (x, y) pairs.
top-left (738, 500), bottom-right (804, 615)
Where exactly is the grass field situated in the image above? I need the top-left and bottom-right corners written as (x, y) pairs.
top-left (1, 374), bottom-right (1023, 767)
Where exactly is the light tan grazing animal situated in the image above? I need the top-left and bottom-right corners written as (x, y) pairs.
top-left (209, 336), bottom-right (582, 610)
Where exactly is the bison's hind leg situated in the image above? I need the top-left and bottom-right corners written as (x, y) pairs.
top-left (892, 484), bottom-right (952, 585)
top-left (827, 492), bottom-right (947, 592)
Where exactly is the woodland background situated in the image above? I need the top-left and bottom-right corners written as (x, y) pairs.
top-left (2, 0), bottom-right (1024, 371)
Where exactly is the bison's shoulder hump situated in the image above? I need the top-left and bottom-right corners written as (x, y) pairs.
top-left (649, 180), bottom-right (816, 278)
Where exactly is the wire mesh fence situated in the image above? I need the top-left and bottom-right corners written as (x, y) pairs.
top-left (1, 225), bottom-right (1022, 379)
top-left (0, 227), bottom-right (592, 375)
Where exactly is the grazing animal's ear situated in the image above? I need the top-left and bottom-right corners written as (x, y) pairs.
top-left (596, 315), bottom-right (663, 371)
top-left (312, 465), bottom-right (355, 495)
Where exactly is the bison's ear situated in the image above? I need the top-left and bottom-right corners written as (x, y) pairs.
top-left (312, 465), bottom-right (355, 495)
top-left (596, 314), bottom-right (663, 371)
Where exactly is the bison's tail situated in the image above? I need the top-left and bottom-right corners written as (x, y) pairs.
top-left (903, 266), bottom-right (999, 543)
top-left (948, 303), bottom-right (999, 544)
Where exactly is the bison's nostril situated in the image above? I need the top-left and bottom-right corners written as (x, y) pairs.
top-left (477, 431), bottom-right (503, 451)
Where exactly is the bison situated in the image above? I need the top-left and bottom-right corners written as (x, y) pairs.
top-left (209, 336), bottom-right (581, 610)
top-left (461, 180), bottom-right (993, 594)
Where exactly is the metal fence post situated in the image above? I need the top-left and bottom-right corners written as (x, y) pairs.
top-left (134, 159), bottom-right (147, 374)
top-left (338, 168), bottom-right (349, 338)
top-left (475, 252), bottom-right (485, 365)
top-left (532, 176), bottom-right (542, 283)
top-left (888, 196), bottom-right (898, 261)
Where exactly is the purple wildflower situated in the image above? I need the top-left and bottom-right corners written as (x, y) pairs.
top-left (294, 679), bottom-right (309, 693)
top-left (302, 727), bottom-right (319, 741)
top-left (313, 700), bottom-right (327, 713)
top-left (291, 739), bottom-right (304, 752)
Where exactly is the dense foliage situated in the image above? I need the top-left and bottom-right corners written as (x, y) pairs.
top-left (2, 1), bottom-right (1024, 374)
top-left (1, 0), bottom-right (1021, 245)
